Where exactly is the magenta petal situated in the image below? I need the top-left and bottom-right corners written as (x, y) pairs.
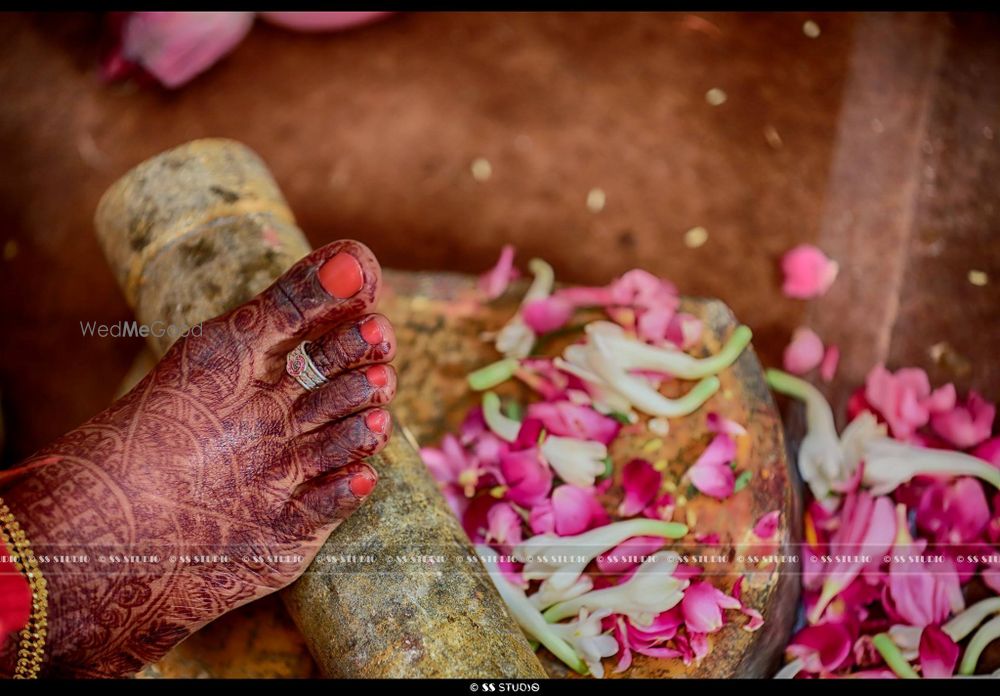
top-left (686, 435), bottom-right (736, 500)
top-left (820, 344), bottom-right (840, 382)
top-left (983, 560), bottom-right (1000, 594)
top-left (864, 364), bottom-right (957, 440)
top-left (642, 491), bottom-right (676, 521)
top-left (528, 500), bottom-right (555, 535)
top-left (596, 536), bottom-right (668, 574)
top-left (930, 390), bottom-right (996, 450)
top-left (916, 478), bottom-right (990, 545)
top-left (682, 582), bottom-right (727, 633)
top-left (486, 502), bottom-right (523, 548)
top-left (553, 285), bottom-right (616, 308)
top-left (973, 436), bottom-right (1000, 469)
top-left (499, 449), bottom-right (552, 507)
top-left (120, 12), bottom-right (255, 89)
top-left (787, 622), bottom-right (852, 673)
top-left (635, 306), bottom-right (674, 344)
top-left (666, 312), bottom-right (703, 350)
top-left (551, 485), bottom-right (599, 536)
top-left (259, 11), bottom-right (391, 32)
top-left (918, 625), bottom-right (959, 678)
top-left (753, 510), bottom-right (781, 539)
top-left (741, 607), bottom-right (764, 631)
top-left (526, 401), bottom-right (621, 445)
top-left (706, 412), bottom-right (747, 437)
top-left (783, 327), bottom-right (825, 375)
top-left (477, 244), bottom-right (519, 300)
top-left (618, 459), bottom-right (663, 517)
top-left (522, 297), bottom-right (574, 334)
top-left (781, 244), bottom-right (839, 299)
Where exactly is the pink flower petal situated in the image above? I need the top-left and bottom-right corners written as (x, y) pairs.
top-left (930, 390), bottom-right (996, 450)
top-left (741, 607), bottom-right (764, 632)
top-left (665, 312), bottom-right (703, 350)
top-left (916, 478), bottom-right (990, 545)
top-left (783, 327), bottom-right (825, 375)
top-left (596, 536), bottom-right (668, 574)
top-left (522, 297), bottom-right (574, 334)
top-left (682, 581), bottom-right (739, 634)
top-left (499, 448), bottom-right (552, 507)
top-left (918, 625), bottom-right (959, 678)
top-left (706, 412), bottom-right (747, 437)
top-left (787, 622), bottom-right (852, 673)
top-left (115, 12), bottom-right (256, 89)
top-left (864, 364), bottom-right (957, 441)
top-left (485, 502), bottom-right (523, 549)
top-left (550, 484), bottom-right (608, 536)
top-left (259, 11), bottom-right (391, 32)
top-left (781, 244), bottom-right (839, 299)
top-left (753, 510), bottom-right (781, 539)
top-left (686, 434), bottom-right (736, 500)
top-left (526, 401), bottom-right (621, 445)
top-left (887, 536), bottom-right (964, 628)
top-left (642, 491), bottom-right (676, 521)
top-left (973, 436), bottom-right (1000, 469)
top-left (820, 344), bottom-right (840, 382)
top-left (618, 458), bottom-right (663, 517)
top-left (477, 244), bottom-right (520, 300)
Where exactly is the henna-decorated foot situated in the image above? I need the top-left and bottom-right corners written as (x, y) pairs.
top-left (0, 241), bottom-right (396, 677)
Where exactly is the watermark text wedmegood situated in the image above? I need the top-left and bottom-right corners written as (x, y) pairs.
top-left (80, 320), bottom-right (203, 339)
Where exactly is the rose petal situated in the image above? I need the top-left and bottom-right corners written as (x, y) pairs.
top-left (115, 12), bottom-right (255, 89)
top-left (618, 459), bottom-right (663, 517)
top-left (686, 434), bottom-right (736, 500)
top-left (918, 625), bottom-right (959, 678)
top-left (753, 510), bottom-right (781, 540)
top-left (478, 244), bottom-right (520, 300)
top-left (783, 327), bottom-right (825, 375)
top-left (259, 11), bottom-right (391, 32)
top-left (930, 390), bottom-right (996, 450)
top-left (820, 344), bottom-right (840, 383)
top-left (522, 297), bottom-right (574, 334)
top-left (781, 244), bottom-right (839, 299)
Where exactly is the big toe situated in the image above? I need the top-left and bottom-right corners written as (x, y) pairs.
top-left (254, 240), bottom-right (382, 353)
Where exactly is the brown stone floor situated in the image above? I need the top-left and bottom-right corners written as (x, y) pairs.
top-left (1, 12), bottom-right (997, 462)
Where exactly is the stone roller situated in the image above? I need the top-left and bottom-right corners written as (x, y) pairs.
top-left (93, 138), bottom-right (546, 679)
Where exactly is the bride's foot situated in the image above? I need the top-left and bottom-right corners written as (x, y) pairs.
top-left (0, 241), bottom-right (396, 677)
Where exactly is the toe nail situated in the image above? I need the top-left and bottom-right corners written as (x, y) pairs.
top-left (318, 252), bottom-right (364, 299)
top-left (366, 365), bottom-right (389, 389)
top-left (360, 317), bottom-right (384, 345)
top-left (365, 409), bottom-right (390, 434)
top-left (349, 471), bottom-right (377, 497)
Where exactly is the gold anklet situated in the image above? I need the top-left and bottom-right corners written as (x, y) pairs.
top-left (0, 497), bottom-right (47, 679)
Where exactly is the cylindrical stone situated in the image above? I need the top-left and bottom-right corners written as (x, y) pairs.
top-left (94, 138), bottom-right (546, 678)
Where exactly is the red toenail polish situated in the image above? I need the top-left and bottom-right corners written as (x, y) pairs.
top-left (366, 365), bottom-right (389, 388)
top-left (365, 409), bottom-right (389, 434)
top-left (349, 472), bottom-right (376, 497)
top-left (360, 317), bottom-right (383, 345)
top-left (318, 252), bottom-right (364, 299)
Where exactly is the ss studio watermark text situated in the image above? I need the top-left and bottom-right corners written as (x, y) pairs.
top-left (80, 320), bottom-right (203, 339)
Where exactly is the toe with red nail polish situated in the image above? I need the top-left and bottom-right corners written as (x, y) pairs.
top-left (318, 252), bottom-right (364, 299)
top-left (360, 317), bottom-right (383, 345)
top-left (366, 365), bottom-right (389, 389)
top-left (365, 409), bottom-right (389, 435)
top-left (349, 471), bottom-right (377, 498)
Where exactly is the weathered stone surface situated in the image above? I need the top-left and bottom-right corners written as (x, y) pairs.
top-left (95, 139), bottom-right (545, 679)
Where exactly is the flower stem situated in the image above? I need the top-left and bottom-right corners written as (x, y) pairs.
top-left (469, 358), bottom-right (519, 391)
top-left (944, 597), bottom-right (1000, 642)
top-left (482, 391), bottom-right (521, 442)
top-left (959, 615), bottom-right (1000, 676)
top-left (475, 545), bottom-right (588, 674)
top-left (871, 633), bottom-right (919, 679)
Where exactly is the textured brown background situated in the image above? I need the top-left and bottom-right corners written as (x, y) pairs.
top-left (0, 11), bottom-right (997, 462)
